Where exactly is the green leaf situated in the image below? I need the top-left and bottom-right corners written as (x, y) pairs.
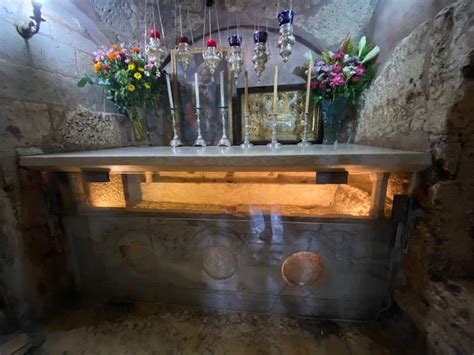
top-left (77, 76), bottom-right (90, 87)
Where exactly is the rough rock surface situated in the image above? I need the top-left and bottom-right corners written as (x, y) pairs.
top-left (56, 107), bottom-right (130, 150)
top-left (356, 1), bottom-right (474, 354)
top-left (88, 0), bottom-right (378, 50)
top-left (36, 303), bottom-right (425, 354)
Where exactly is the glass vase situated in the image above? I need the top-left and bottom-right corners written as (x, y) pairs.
top-left (127, 106), bottom-right (150, 146)
top-left (320, 98), bottom-right (349, 145)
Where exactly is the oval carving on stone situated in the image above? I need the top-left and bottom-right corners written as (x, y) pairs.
top-left (119, 241), bottom-right (158, 275)
top-left (281, 251), bottom-right (324, 287)
top-left (202, 246), bottom-right (237, 280)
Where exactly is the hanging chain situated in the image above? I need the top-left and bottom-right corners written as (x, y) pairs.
top-left (157, 0), bottom-right (166, 47)
top-left (174, 0), bottom-right (178, 43)
top-left (179, 4), bottom-right (183, 37)
top-left (214, 4), bottom-right (222, 45)
top-left (202, 3), bottom-right (206, 45)
top-left (143, 0), bottom-right (148, 47)
top-left (208, 8), bottom-right (211, 39)
top-left (186, 2), bottom-right (194, 44)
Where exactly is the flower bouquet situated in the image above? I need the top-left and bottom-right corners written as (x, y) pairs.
top-left (306, 36), bottom-right (379, 144)
top-left (78, 44), bottom-right (165, 144)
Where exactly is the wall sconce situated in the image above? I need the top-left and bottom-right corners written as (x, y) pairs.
top-left (16, 0), bottom-right (45, 39)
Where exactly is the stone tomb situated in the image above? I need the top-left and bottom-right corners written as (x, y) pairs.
top-left (20, 144), bottom-right (430, 319)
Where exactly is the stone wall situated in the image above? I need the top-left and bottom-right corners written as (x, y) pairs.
top-left (0, 0), bottom-right (131, 327)
top-left (356, 1), bottom-right (474, 353)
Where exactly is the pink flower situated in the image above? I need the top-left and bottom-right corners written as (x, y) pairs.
top-left (331, 50), bottom-right (344, 61)
top-left (333, 65), bottom-right (342, 73)
top-left (310, 81), bottom-right (318, 89)
top-left (319, 82), bottom-right (326, 89)
top-left (352, 75), bottom-right (360, 82)
top-left (355, 65), bottom-right (365, 76)
top-left (329, 73), bottom-right (345, 87)
top-left (102, 64), bottom-right (110, 71)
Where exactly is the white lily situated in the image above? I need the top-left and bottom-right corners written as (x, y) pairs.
top-left (358, 36), bottom-right (366, 57)
top-left (304, 51), bottom-right (314, 76)
top-left (362, 46), bottom-right (380, 63)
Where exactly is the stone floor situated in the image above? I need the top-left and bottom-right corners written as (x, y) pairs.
top-left (29, 302), bottom-right (426, 354)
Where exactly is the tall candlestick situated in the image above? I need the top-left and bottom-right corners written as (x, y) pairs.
top-left (165, 73), bottom-right (174, 109)
top-left (244, 70), bottom-right (249, 114)
top-left (273, 65), bottom-right (278, 114)
top-left (194, 72), bottom-right (200, 108)
top-left (305, 58), bottom-right (312, 114)
top-left (219, 70), bottom-right (225, 107)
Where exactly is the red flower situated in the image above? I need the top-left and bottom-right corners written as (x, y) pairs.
top-left (333, 65), bottom-right (342, 73)
top-left (310, 81), bottom-right (318, 89)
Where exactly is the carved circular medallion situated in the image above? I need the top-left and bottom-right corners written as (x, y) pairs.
top-left (281, 252), bottom-right (324, 287)
top-left (202, 246), bottom-right (237, 280)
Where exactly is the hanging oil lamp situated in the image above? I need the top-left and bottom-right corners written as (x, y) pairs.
top-left (202, 37), bottom-right (221, 81)
top-left (175, 5), bottom-right (193, 76)
top-left (145, 28), bottom-right (167, 66)
top-left (251, 30), bottom-right (270, 81)
top-left (176, 35), bottom-right (192, 75)
top-left (227, 34), bottom-right (243, 81)
top-left (277, 9), bottom-right (295, 63)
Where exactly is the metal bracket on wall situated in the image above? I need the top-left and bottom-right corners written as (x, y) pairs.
top-left (315, 171), bottom-right (348, 184)
top-left (387, 194), bottom-right (427, 291)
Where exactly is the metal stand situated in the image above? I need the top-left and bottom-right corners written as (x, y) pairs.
top-left (217, 107), bottom-right (231, 147)
top-left (267, 113), bottom-right (281, 149)
top-left (169, 108), bottom-right (183, 148)
top-left (240, 113), bottom-right (253, 148)
top-left (297, 112), bottom-right (312, 147)
top-left (193, 107), bottom-right (207, 147)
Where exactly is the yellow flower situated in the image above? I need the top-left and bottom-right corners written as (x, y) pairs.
top-left (144, 82), bottom-right (151, 89)
top-left (128, 63), bottom-right (136, 71)
top-left (138, 67), bottom-right (145, 72)
top-left (94, 62), bottom-right (102, 73)
top-left (134, 72), bottom-right (142, 80)
top-left (127, 84), bottom-right (136, 92)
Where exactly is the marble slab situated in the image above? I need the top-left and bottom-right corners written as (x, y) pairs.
top-left (19, 144), bottom-right (431, 173)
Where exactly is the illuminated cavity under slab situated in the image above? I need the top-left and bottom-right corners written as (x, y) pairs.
top-left (81, 172), bottom-right (374, 217)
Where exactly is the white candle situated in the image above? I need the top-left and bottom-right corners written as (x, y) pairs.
top-left (273, 65), bottom-right (278, 114)
top-left (194, 72), bottom-right (200, 108)
top-left (219, 70), bottom-right (225, 107)
top-left (244, 70), bottom-right (249, 114)
top-left (305, 59), bottom-right (312, 114)
top-left (165, 74), bottom-right (174, 110)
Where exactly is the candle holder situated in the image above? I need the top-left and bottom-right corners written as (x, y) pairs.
top-left (267, 113), bottom-right (281, 149)
top-left (240, 113), bottom-right (253, 148)
top-left (217, 107), bottom-right (231, 147)
top-left (193, 107), bottom-right (207, 147)
top-left (297, 112), bottom-right (312, 147)
top-left (169, 108), bottom-right (183, 148)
